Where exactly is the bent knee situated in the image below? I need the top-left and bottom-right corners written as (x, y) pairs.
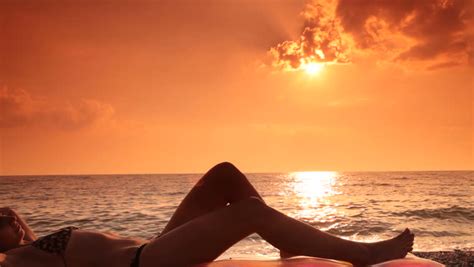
top-left (198, 161), bottom-right (238, 186)
top-left (214, 161), bottom-right (239, 172)
top-left (209, 161), bottom-right (241, 184)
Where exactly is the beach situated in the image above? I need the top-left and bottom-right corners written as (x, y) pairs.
top-left (412, 250), bottom-right (474, 266)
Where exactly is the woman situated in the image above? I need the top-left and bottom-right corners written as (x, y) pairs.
top-left (0, 161), bottom-right (414, 267)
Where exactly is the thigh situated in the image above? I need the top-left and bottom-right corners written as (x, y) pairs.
top-left (140, 197), bottom-right (266, 267)
top-left (156, 162), bottom-right (265, 238)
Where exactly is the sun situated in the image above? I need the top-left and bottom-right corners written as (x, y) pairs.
top-left (302, 62), bottom-right (325, 75)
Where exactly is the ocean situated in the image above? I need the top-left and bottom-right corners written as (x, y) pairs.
top-left (1, 171), bottom-right (472, 260)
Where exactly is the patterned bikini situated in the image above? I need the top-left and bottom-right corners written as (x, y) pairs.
top-left (30, 226), bottom-right (155, 267)
top-left (30, 226), bottom-right (78, 266)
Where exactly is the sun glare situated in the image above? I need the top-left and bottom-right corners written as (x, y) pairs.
top-left (303, 62), bottom-right (325, 75)
top-left (291, 171), bottom-right (338, 201)
top-left (288, 171), bottom-right (339, 221)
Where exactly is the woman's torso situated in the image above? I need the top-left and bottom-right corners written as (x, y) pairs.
top-left (4, 228), bottom-right (148, 267)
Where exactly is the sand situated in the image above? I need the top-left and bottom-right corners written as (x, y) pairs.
top-left (412, 250), bottom-right (474, 266)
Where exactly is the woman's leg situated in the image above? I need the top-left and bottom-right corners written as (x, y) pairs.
top-left (157, 162), bottom-right (266, 237)
top-left (140, 196), bottom-right (413, 267)
top-left (141, 197), bottom-right (267, 267)
top-left (156, 161), bottom-right (294, 258)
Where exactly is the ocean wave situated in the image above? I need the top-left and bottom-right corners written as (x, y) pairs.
top-left (314, 219), bottom-right (394, 236)
top-left (412, 229), bottom-right (469, 237)
top-left (390, 206), bottom-right (474, 221)
top-left (349, 183), bottom-right (403, 187)
top-left (166, 191), bottom-right (188, 196)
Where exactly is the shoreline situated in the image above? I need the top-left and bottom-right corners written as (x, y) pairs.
top-left (412, 250), bottom-right (474, 266)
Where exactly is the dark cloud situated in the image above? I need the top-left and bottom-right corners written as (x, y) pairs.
top-left (270, 0), bottom-right (473, 71)
top-left (336, 0), bottom-right (473, 67)
top-left (0, 86), bottom-right (114, 130)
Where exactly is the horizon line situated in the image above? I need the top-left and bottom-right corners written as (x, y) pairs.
top-left (1, 169), bottom-right (472, 177)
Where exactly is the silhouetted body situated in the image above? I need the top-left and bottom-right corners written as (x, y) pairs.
top-left (0, 162), bottom-right (414, 267)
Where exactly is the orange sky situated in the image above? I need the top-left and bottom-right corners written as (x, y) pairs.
top-left (1, 0), bottom-right (472, 175)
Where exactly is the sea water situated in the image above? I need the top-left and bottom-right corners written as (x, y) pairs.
top-left (1, 171), bottom-right (472, 260)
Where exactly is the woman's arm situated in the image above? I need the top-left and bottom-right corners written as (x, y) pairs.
top-left (0, 207), bottom-right (37, 241)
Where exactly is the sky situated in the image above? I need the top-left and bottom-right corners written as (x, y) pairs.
top-left (1, 0), bottom-right (472, 175)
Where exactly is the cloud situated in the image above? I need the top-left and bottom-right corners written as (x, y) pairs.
top-left (425, 60), bottom-right (464, 71)
top-left (337, 0), bottom-right (473, 66)
top-left (0, 86), bottom-right (115, 130)
top-left (268, 0), bottom-right (351, 71)
top-left (269, 0), bottom-right (473, 71)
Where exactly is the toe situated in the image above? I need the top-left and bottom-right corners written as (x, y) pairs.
top-left (401, 228), bottom-right (409, 236)
top-left (403, 232), bottom-right (414, 241)
top-left (404, 229), bottom-right (412, 236)
top-left (397, 229), bottom-right (410, 239)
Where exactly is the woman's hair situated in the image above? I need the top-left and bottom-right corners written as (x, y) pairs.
top-left (0, 239), bottom-right (11, 253)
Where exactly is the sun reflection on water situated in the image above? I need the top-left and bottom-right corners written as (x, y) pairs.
top-left (288, 171), bottom-right (340, 223)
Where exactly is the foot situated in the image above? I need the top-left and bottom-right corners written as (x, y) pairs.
top-left (364, 228), bottom-right (415, 265)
